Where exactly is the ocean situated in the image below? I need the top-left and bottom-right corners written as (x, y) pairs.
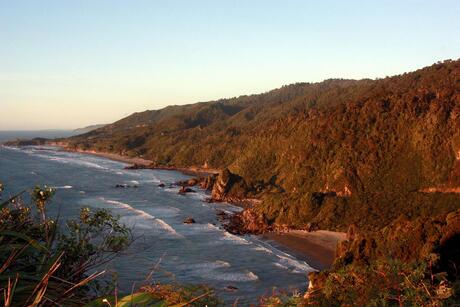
top-left (0, 130), bottom-right (75, 143)
top-left (0, 145), bottom-right (314, 304)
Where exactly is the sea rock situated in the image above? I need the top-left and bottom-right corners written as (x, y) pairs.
top-left (178, 186), bottom-right (196, 194)
top-left (175, 177), bottom-right (205, 187)
top-left (158, 183), bottom-right (165, 188)
top-left (183, 217), bottom-right (196, 224)
top-left (225, 285), bottom-right (238, 292)
top-left (115, 184), bottom-right (138, 188)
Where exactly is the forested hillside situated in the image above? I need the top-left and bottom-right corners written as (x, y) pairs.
top-left (66, 59), bottom-right (460, 231)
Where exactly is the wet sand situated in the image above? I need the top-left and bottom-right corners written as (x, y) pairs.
top-left (264, 230), bottom-right (346, 270)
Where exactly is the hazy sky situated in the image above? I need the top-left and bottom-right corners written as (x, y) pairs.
top-left (0, 0), bottom-right (459, 130)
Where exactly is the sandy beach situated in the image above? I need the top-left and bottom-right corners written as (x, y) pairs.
top-left (60, 147), bottom-right (220, 176)
top-left (60, 146), bottom-right (346, 270)
top-left (72, 149), bottom-right (154, 166)
top-left (263, 230), bottom-right (346, 270)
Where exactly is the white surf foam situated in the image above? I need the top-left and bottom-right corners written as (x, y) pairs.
top-left (251, 237), bottom-right (316, 273)
top-left (221, 232), bottom-right (251, 245)
top-left (276, 255), bottom-right (314, 274)
top-left (187, 223), bottom-right (221, 232)
top-left (53, 185), bottom-right (73, 189)
top-left (2, 146), bottom-right (20, 151)
top-left (252, 245), bottom-right (274, 254)
top-left (184, 261), bottom-right (258, 282)
top-left (186, 260), bottom-right (231, 270)
top-left (214, 271), bottom-right (259, 282)
top-left (33, 153), bottom-right (109, 170)
top-left (154, 218), bottom-right (180, 235)
top-left (100, 198), bottom-right (182, 237)
top-left (141, 176), bottom-right (161, 184)
top-left (103, 199), bottom-right (155, 219)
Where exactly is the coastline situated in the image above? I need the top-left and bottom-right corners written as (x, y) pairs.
top-left (26, 144), bottom-right (345, 271)
top-left (263, 230), bottom-right (346, 270)
top-left (57, 146), bottom-right (220, 176)
top-left (71, 149), bottom-right (154, 166)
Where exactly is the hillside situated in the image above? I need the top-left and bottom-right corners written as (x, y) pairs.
top-left (65, 59), bottom-right (460, 231)
top-left (73, 124), bottom-right (106, 135)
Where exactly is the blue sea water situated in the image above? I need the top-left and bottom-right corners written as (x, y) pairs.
top-left (0, 145), bottom-right (314, 304)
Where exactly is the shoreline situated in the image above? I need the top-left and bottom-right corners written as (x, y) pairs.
top-left (59, 147), bottom-right (346, 271)
top-left (263, 230), bottom-right (346, 270)
top-left (8, 144), bottom-right (344, 271)
top-left (56, 146), bottom-right (220, 176)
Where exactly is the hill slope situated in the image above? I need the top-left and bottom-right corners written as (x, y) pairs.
top-left (73, 124), bottom-right (106, 135)
top-left (66, 59), bottom-right (460, 231)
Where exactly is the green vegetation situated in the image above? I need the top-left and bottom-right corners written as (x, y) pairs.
top-left (305, 209), bottom-right (460, 305)
top-left (66, 59), bottom-right (460, 231)
top-left (0, 184), bottom-right (219, 306)
top-left (6, 59), bottom-right (460, 305)
top-left (0, 183), bottom-right (131, 306)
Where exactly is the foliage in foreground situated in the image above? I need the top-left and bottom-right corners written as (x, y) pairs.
top-left (305, 260), bottom-right (458, 306)
top-left (0, 183), bottom-right (131, 306)
top-left (86, 284), bottom-right (220, 307)
top-left (0, 182), bottom-right (221, 306)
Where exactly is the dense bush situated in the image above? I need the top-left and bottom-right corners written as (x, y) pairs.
top-left (64, 60), bottom-right (460, 230)
top-left (0, 183), bottom-right (131, 306)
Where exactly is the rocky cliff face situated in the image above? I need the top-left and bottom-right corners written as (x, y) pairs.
top-left (222, 209), bottom-right (271, 235)
top-left (211, 168), bottom-right (251, 203)
top-left (58, 60), bottom-right (460, 231)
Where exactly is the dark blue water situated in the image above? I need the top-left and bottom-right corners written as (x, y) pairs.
top-left (0, 145), bottom-right (314, 304)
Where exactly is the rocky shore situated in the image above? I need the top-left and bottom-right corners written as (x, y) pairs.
top-left (4, 142), bottom-right (350, 274)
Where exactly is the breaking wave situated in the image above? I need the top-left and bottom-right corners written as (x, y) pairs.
top-left (99, 198), bottom-right (182, 237)
top-left (221, 232), bottom-right (251, 245)
top-left (182, 261), bottom-right (259, 282)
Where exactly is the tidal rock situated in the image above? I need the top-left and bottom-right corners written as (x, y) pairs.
top-left (158, 183), bottom-right (165, 188)
top-left (115, 184), bottom-right (138, 188)
top-left (225, 285), bottom-right (238, 291)
top-left (178, 186), bottom-right (196, 194)
top-left (184, 217), bottom-right (196, 224)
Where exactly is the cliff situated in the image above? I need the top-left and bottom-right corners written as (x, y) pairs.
top-left (63, 59), bottom-right (460, 231)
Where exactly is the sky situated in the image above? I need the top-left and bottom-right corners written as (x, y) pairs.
top-left (0, 0), bottom-right (459, 130)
